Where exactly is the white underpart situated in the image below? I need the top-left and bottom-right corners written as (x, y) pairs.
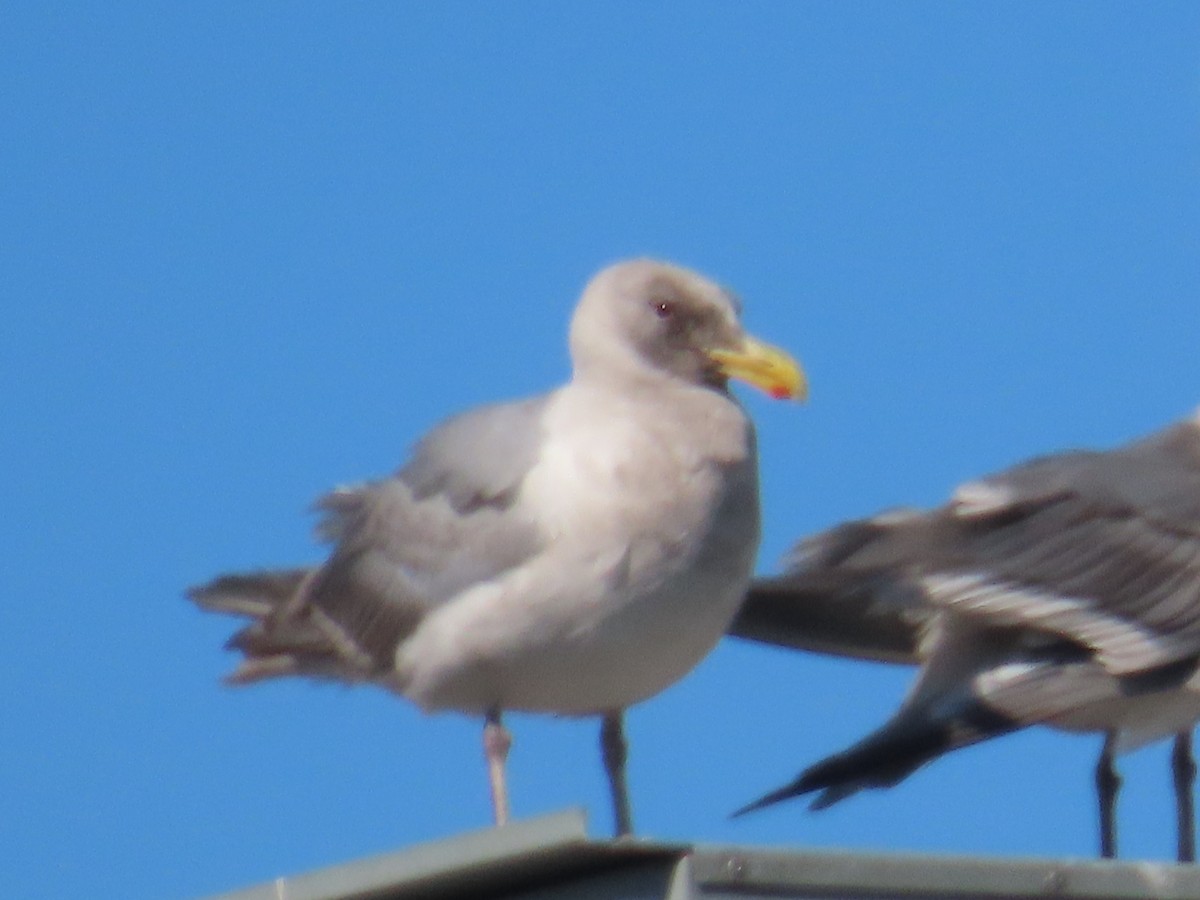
top-left (396, 381), bottom-right (758, 716)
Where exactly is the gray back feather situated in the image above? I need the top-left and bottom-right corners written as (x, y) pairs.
top-left (736, 416), bottom-right (1200, 676)
top-left (399, 398), bottom-right (549, 510)
top-left (303, 397), bottom-right (550, 671)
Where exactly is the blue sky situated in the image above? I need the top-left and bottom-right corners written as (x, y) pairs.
top-left (5, 4), bottom-right (1200, 897)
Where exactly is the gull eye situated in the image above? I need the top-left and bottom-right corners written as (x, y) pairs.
top-left (651, 299), bottom-right (676, 319)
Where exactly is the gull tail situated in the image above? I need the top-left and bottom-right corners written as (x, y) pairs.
top-left (733, 699), bottom-right (1019, 816)
top-left (187, 568), bottom-right (365, 685)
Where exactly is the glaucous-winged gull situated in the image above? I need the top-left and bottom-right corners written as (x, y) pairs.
top-left (190, 258), bottom-right (805, 836)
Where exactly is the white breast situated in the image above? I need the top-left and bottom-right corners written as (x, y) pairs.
top-left (397, 383), bottom-right (760, 716)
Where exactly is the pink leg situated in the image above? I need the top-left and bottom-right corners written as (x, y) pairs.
top-left (483, 710), bottom-right (512, 826)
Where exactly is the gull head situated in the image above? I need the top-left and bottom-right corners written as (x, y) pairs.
top-left (569, 259), bottom-right (806, 401)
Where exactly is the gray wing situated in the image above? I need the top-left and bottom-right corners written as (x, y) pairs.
top-left (397, 397), bottom-right (549, 511)
top-left (729, 514), bottom-right (930, 664)
top-left (926, 418), bottom-right (1200, 673)
top-left (190, 397), bottom-right (550, 682)
top-left (734, 415), bottom-right (1200, 813)
top-left (732, 415), bottom-right (1200, 676)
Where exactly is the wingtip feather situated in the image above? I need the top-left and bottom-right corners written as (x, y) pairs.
top-left (730, 778), bottom-right (810, 818)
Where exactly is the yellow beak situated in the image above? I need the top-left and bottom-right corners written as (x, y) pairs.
top-left (709, 336), bottom-right (808, 401)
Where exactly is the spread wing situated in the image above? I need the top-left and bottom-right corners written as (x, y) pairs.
top-left (733, 414), bottom-right (1200, 813)
top-left (733, 416), bottom-right (1200, 676)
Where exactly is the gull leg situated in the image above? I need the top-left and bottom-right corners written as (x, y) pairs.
top-left (1173, 731), bottom-right (1196, 863)
top-left (601, 711), bottom-right (633, 837)
top-left (1096, 732), bottom-right (1120, 859)
top-left (483, 709), bottom-right (512, 827)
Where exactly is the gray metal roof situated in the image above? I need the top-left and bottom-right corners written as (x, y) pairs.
top-left (203, 809), bottom-right (1200, 900)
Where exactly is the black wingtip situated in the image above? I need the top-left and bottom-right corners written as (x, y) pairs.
top-left (730, 779), bottom-right (809, 818)
top-left (732, 701), bottom-right (1024, 821)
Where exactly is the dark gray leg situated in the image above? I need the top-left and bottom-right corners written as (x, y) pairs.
top-left (483, 709), bottom-right (512, 826)
top-left (1173, 731), bottom-right (1196, 863)
top-left (1096, 732), bottom-right (1120, 859)
top-left (601, 711), bottom-right (633, 837)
